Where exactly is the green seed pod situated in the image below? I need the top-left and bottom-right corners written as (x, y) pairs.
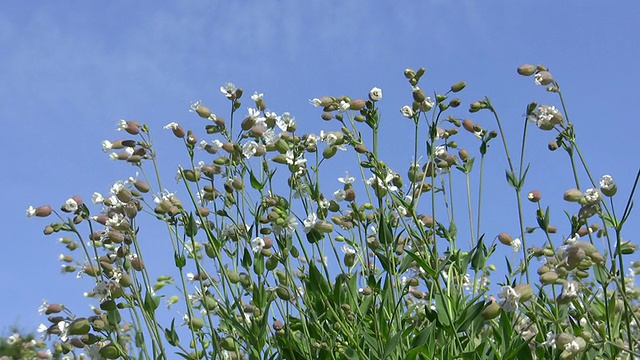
top-left (68, 318), bottom-right (91, 336)
top-left (323, 145), bottom-right (338, 159)
top-left (481, 301), bottom-right (501, 320)
top-left (99, 344), bottom-right (121, 359)
top-left (540, 271), bottom-right (558, 285)
top-left (266, 256), bottom-right (279, 271)
top-left (80, 333), bottom-right (99, 345)
top-left (221, 337), bottom-right (235, 351)
top-left (451, 82), bottom-right (466, 93)
top-left (188, 317), bottom-right (204, 331)
top-left (276, 286), bottom-right (292, 301)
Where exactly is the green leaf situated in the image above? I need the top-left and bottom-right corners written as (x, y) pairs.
top-left (456, 301), bottom-right (485, 333)
top-left (470, 235), bottom-right (486, 271)
top-left (143, 291), bottom-right (160, 315)
top-left (106, 308), bottom-right (121, 326)
top-left (382, 332), bottom-right (402, 359)
top-left (253, 252), bottom-right (264, 276)
top-left (174, 252), bottom-right (186, 269)
top-left (305, 229), bottom-right (323, 244)
top-left (184, 213), bottom-right (198, 237)
top-left (307, 262), bottom-right (330, 296)
top-left (406, 250), bottom-right (436, 278)
top-left (164, 319), bottom-right (180, 346)
top-left (241, 248), bottom-right (253, 269)
top-left (379, 214), bottom-right (393, 245)
top-left (248, 170), bottom-right (264, 190)
top-left (343, 348), bottom-right (359, 360)
top-left (505, 170), bottom-right (517, 188)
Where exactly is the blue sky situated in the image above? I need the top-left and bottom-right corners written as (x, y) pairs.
top-left (2, 1), bottom-right (640, 336)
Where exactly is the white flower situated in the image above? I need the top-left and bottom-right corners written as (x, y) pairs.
top-left (342, 245), bottom-right (356, 255)
top-left (600, 175), bottom-right (615, 191)
top-left (334, 189), bottom-right (346, 201)
top-left (542, 331), bottom-right (556, 348)
top-left (497, 285), bottom-right (520, 312)
top-left (400, 105), bottom-right (414, 118)
top-left (115, 119), bottom-right (127, 131)
top-left (91, 281), bottom-right (111, 302)
top-left (276, 112), bottom-right (295, 131)
top-left (263, 128), bottom-right (279, 146)
top-left (242, 141), bottom-right (259, 159)
top-left (247, 108), bottom-right (265, 123)
top-left (561, 280), bottom-right (579, 299)
top-left (251, 237), bottom-right (265, 253)
top-left (338, 100), bottom-right (350, 112)
top-left (37, 323), bottom-right (49, 334)
top-left (251, 92), bottom-right (263, 101)
top-left (220, 82), bottom-right (237, 99)
top-left (38, 300), bottom-right (49, 315)
top-left (26, 206), bottom-right (36, 217)
top-left (186, 273), bottom-right (195, 283)
top-left (92, 192), bottom-right (104, 204)
top-left (7, 333), bottom-right (19, 345)
top-left (564, 340), bottom-right (580, 353)
top-left (110, 180), bottom-right (126, 195)
top-left (584, 187), bottom-right (601, 204)
top-left (303, 213), bottom-right (318, 234)
top-left (527, 105), bottom-right (563, 130)
top-left (369, 87), bottom-right (382, 101)
top-left (274, 215), bottom-right (299, 236)
top-left (338, 171), bottom-right (355, 184)
top-left (512, 238), bottom-right (521, 252)
top-left (309, 98), bottom-right (322, 107)
top-left (163, 122), bottom-right (180, 130)
top-left (61, 198), bottom-right (78, 212)
top-left (434, 145), bottom-right (447, 158)
top-left (57, 321), bottom-right (70, 342)
top-left (106, 213), bottom-right (125, 228)
top-left (423, 97), bottom-right (435, 109)
top-left (101, 140), bottom-right (113, 152)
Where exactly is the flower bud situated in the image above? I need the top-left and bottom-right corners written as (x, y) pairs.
top-left (548, 141), bottom-right (559, 151)
top-left (404, 68), bottom-right (416, 79)
top-left (469, 101), bottom-right (483, 113)
top-left (563, 189), bottom-right (583, 202)
top-left (450, 81), bottom-right (466, 92)
top-left (517, 64), bottom-right (536, 76)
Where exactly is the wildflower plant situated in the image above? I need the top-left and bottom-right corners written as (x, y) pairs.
top-left (28, 64), bottom-right (640, 359)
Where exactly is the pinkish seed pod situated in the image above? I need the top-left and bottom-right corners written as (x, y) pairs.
top-left (527, 190), bottom-right (542, 203)
top-left (462, 119), bottom-right (475, 133)
top-left (349, 99), bottom-right (366, 111)
top-left (497, 232), bottom-right (513, 246)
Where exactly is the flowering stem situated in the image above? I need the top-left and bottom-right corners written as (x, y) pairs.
top-left (485, 97), bottom-right (530, 284)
